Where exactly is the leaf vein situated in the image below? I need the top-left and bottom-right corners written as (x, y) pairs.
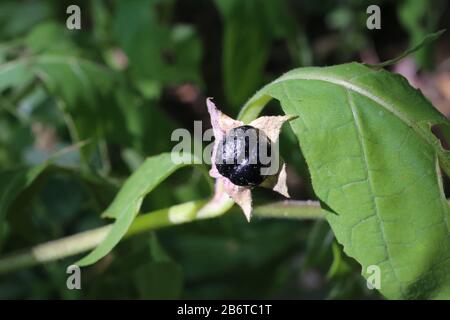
top-left (346, 88), bottom-right (404, 295)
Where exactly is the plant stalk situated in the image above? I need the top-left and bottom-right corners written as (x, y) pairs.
top-left (0, 200), bottom-right (323, 274)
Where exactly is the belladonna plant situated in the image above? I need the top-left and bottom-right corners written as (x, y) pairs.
top-left (1, 30), bottom-right (449, 300)
top-left (206, 98), bottom-right (296, 221)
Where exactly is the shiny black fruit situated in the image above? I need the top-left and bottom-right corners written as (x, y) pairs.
top-left (215, 125), bottom-right (273, 187)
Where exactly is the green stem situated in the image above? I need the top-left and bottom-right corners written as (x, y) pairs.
top-left (0, 200), bottom-right (322, 274)
top-left (253, 200), bottom-right (324, 219)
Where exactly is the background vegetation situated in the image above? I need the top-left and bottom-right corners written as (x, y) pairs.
top-left (0, 0), bottom-right (449, 299)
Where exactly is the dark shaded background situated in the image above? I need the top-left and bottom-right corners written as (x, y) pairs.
top-left (0, 0), bottom-right (449, 299)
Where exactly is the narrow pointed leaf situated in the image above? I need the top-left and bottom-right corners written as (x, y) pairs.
top-left (366, 29), bottom-right (445, 68)
top-left (76, 153), bottom-right (199, 266)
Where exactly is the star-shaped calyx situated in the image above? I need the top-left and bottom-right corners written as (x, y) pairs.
top-left (206, 98), bottom-right (297, 221)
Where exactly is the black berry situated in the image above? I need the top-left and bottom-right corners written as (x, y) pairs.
top-left (215, 125), bottom-right (273, 187)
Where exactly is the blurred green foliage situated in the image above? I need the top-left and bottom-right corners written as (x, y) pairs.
top-left (0, 0), bottom-right (447, 299)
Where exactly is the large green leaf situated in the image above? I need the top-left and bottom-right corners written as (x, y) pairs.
top-left (76, 153), bottom-right (199, 266)
top-left (240, 62), bottom-right (450, 299)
